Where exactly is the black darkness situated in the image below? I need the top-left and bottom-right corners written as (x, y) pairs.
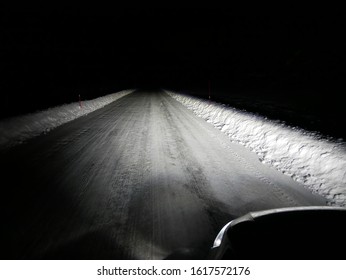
top-left (1, 9), bottom-right (346, 137)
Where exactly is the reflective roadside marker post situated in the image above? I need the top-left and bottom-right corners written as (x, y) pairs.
top-left (79, 94), bottom-right (82, 108)
top-left (208, 80), bottom-right (211, 100)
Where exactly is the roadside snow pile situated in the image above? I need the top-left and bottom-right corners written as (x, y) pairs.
top-left (0, 89), bottom-right (134, 150)
top-left (166, 90), bottom-right (346, 207)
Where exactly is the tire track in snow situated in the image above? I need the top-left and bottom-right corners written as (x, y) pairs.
top-left (164, 92), bottom-right (300, 207)
top-left (210, 134), bottom-right (300, 207)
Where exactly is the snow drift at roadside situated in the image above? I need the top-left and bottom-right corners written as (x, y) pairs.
top-left (0, 89), bottom-right (134, 150)
top-left (166, 90), bottom-right (346, 207)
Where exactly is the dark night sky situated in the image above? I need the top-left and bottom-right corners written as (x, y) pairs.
top-left (1, 8), bottom-right (346, 120)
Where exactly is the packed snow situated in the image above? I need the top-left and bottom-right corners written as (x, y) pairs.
top-left (166, 90), bottom-right (346, 207)
top-left (0, 89), bottom-right (134, 151)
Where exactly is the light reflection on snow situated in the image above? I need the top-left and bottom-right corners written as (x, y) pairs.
top-left (0, 90), bottom-right (135, 150)
top-left (166, 90), bottom-right (346, 207)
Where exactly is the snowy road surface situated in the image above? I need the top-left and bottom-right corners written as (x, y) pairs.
top-left (0, 90), bottom-right (326, 259)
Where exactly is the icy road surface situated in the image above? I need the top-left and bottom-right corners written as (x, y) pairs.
top-left (0, 90), bottom-right (326, 260)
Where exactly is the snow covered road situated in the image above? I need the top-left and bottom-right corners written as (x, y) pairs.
top-left (0, 90), bottom-right (326, 260)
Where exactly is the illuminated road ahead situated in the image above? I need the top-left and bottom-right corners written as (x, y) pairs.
top-left (0, 90), bottom-right (326, 259)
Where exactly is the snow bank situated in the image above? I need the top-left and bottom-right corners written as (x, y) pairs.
top-left (166, 90), bottom-right (346, 207)
top-left (0, 89), bottom-right (134, 150)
